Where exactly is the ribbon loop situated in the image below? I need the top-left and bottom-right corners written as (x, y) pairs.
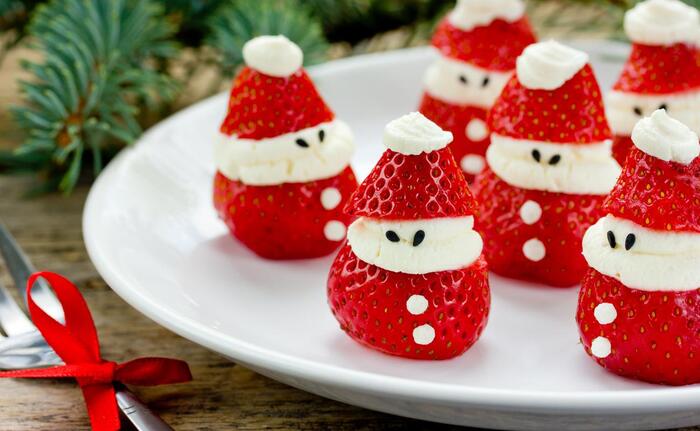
top-left (0, 272), bottom-right (192, 431)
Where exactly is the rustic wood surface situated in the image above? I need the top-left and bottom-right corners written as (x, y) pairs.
top-left (0, 42), bottom-right (698, 431)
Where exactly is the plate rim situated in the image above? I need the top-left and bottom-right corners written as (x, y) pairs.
top-left (83, 43), bottom-right (700, 414)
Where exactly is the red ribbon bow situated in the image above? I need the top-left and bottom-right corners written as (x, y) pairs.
top-left (0, 272), bottom-right (192, 431)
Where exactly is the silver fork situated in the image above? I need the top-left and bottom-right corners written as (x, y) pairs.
top-left (0, 222), bottom-right (176, 431)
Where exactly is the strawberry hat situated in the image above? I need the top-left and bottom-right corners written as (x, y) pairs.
top-left (220, 35), bottom-right (334, 140)
top-left (614, 0), bottom-right (700, 95)
top-left (489, 40), bottom-right (611, 144)
top-left (604, 109), bottom-right (700, 233)
top-left (431, 0), bottom-right (536, 72)
top-left (346, 112), bottom-right (478, 220)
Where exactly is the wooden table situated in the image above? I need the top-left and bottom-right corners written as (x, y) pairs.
top-left (0, 48), bottom-right (697, 431)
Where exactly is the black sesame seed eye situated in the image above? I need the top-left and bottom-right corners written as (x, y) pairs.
top-left (385, 230), bottom-right (400, 243)
top-left (459, 75), bottom-right (468, 85)
top-left (532, 149), bottom-right (541, 163)
top-left (658, 103), bottom-right (668, 111)
top-left (625, 233), bottom-right (636, 251)
top-left (633, 106), bottom-right (643, 116)
top-left (412, 230), bottom-right (425, 247)
top-left (482, 76), bottom-right (490, 87)
top-left (607, 231), bottom-right (617, 249)
top-left (318, 129), bottom-right (325, 142)
top-left (548, 154), bottom-right (561, 166)
top-left (295, 138), bottom-right (310, 148)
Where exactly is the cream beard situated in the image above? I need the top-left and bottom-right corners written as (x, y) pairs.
top-left (486, 134), bottom-right (621, 195)
top-left (606, 89), bottom-right (700, 137)
top-left (583, 215), bottom-right (700, 291)
top-left (214, 120), bottom-right (354, 186)
top-left (424, 55), bottom-right (512, 109)
top-left (346, 216), bottom-right (483, 274)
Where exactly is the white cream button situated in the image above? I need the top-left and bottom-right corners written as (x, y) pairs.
top-left (406, 295), bottom-right (429, 315)
top-left (466, 118), bottom-right (489, 141)
top-left (413, 324), bottom-right (436, 345)
top-left (460, 154), bottom-right (486, 175)
top-left (523, 238), bottom-right (546, 262)
top-left (519, 200), bottom-right (542, 225)
top-left (320, 187), bottom-right (342, 210)
top-left (591, 336), bottom-right (612, 358)
top-left (324, 221), bottom-right (346, 241)
top-left (594, 303), bottom-right (617, 325)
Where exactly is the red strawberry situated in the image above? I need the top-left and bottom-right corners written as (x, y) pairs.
top-left (604, 147), bottom-right (700, 234)
top-left (213, 167), bottom-right (358, 259)
top-left (432, 17), bottom-right (536, 72)
top-left (613, 43), bottom-right (700, 95)
top-left (473, 168), bottom-right (607, 287)
top-left (329, 112), bottom-right (489, 359)
top-left (328, 243), bottom-right (490, 359)
top-left (346, 147), bottom-right (476, 220)
top-left (220, 67), bottom-right (334, 140)
top-left (418, 93), bottom-right (490, 183)
top-left (612, 135), bottom-right (634, 167)
top-left (577, 269), bottom-right (700, 385)
top-left (489, 65), bottom-right (610, 144)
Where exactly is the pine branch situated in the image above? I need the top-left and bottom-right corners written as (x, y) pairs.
top-left (207, 0), bottom-right (329, 78)
top-left (5, 0), bottom-right (179, 194)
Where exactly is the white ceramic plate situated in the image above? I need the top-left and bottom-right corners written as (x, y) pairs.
top-left (83, 42), bottom-right (700, 431)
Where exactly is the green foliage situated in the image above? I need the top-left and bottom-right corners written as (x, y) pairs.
top-left (10, 0), bottom-right (178, 193)
top-left (207, 0), bottom-right (329, 77)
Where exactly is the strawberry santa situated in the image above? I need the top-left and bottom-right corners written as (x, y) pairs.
top-left (577, 109), bottom-right (700, 385)
top-left (473, 41), bottom-right (621, 287)
top-left (418, 0), bottom-right (536, 182)
top-left (213, 35), bottom-right (358, 260)
top-left (327, 112), bottom-right (490, 360)
top-left (606, 0), bottom-right (700, 165)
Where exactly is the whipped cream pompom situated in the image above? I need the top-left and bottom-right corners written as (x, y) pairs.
top-left (631, 109), bottom-right (700, 165)
top-left (516, 40), bottom-right (589, 90)
top-left (624, 0), bottom-right (700, 46)
top-left (449, 0), bottom-right (525, 31)
top-left (242, 35), bottom-right (303, 78)
top-left (383, 112), bottom-right (453, 155)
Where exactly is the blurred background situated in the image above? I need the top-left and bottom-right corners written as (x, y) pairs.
top-left (0, 0), bottom-right (688, 194)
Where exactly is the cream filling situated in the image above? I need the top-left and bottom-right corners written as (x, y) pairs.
top-left (424, 55), bottom-right (512, 109)
top-left (630, 109), bottom-right (700, 164)
top-left (624, 0), bottom-right (700, 46)
top-left (486, 134), bottom-right (621, 195)
top-left (346, 217), bottom-right (483, 275)
top-left (516, 41), bottom-right (589, 91)
top-left (606, 89), bottom-right (700, 136)
top-left (583, 215), bottom-right (700, 292)
top-left (448, 0), bottom-right (525, 31)
top-left (383, 112), bottom-right (452, 155)
top-left (214, 120), bottom-right (354, 185)
top-left (242, 35), bottom-right (303, 78)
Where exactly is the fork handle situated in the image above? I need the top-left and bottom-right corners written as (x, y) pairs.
top-left (115, 384), bottom-right (174, 431)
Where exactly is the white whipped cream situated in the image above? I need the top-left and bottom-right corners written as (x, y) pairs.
top-left (606, 89), bottom-right (700, 136)
top-left (215, 120), bottom-right (354, 185)
top-left (448, 0), bottom-right (525, 31)
top-left (631, 109), bottom-right (700, 164)
top-left (624, 0), bottom-right (700, 46)
top-left (583, 215), bottom-right (700, 291)
top-left (242, 35), bottom-right (303, 78)
top-left (424, 55), bottom-right (512, 108)
top-left (347, 216), bottom-right (483, 274)
top-left (486, 134), bottom-right (621, 194)
top-left (516, 41), bottom-right (589, 90)
top-left (383, 112), bottom-right (453, 155)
